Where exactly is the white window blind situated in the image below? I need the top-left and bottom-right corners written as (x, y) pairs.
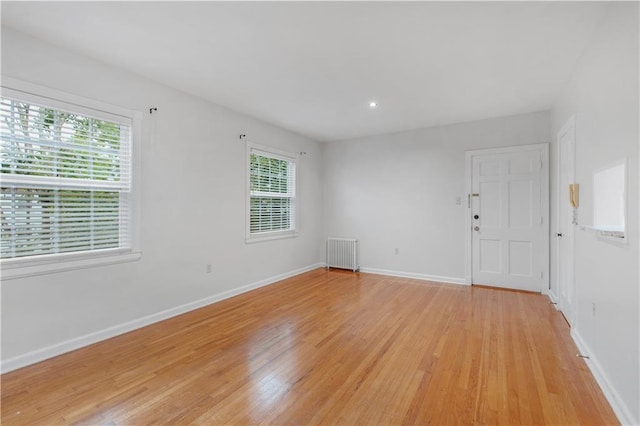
top-left (248, 148), bottom-right (296, 237)
top-left (0, 94), bottom-right (132, 260)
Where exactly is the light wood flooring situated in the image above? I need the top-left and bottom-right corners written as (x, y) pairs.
top-left (1, 268), bottom-right (618, 425)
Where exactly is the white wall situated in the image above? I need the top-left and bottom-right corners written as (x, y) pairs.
top-left (0, 29), bottom-right (325, 368)
top-left (323, 111), bottom-right (550, 283)
top-left (550, 3), bottom-right (639, 424)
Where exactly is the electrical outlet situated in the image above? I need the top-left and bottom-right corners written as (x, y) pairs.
top-left (455, 196), bottom-right (462, 205)
top-left (592, 302), bottom-right (596, 316)
top-left (394, 248), bottom-right (399, 255)
top-left (206, 264), bottom-right (212, 274)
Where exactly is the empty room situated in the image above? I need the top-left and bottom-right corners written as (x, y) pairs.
top-left (1, 1), bottom-right (638, 425)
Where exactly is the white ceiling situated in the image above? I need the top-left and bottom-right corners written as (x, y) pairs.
top-left (2, 1), bottom-right (610, 142)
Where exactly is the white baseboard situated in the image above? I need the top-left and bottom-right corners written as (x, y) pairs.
top-left (547, 290), bottom-right (560, 309)
top-left (359, 267), bottom-right (468, 286)
top-left (1, 263), bottom-right (324, 374)
top-left (570, 328), bottom-right (637, 426)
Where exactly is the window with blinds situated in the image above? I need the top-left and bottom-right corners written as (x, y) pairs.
top-left (248, 146), bottom-right (297, 239)
top-left (0, 92), bottom-right (132, 261)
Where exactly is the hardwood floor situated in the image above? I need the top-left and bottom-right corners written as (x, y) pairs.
top-left (1, 269), bottom-right (618, 425)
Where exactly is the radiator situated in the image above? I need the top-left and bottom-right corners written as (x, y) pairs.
top-left (326, 237), bottom-right (359, 272)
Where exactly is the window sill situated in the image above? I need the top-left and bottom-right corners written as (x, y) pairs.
top-left (246, 232), bottom-right (299, 244)
top-left (1, 250), bottom-right (142, 280)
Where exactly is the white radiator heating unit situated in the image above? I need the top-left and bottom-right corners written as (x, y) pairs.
top-left (326, 237), bottom-right (359, 272)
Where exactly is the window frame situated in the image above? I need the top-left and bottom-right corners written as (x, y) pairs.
top-left (0, 77), bottom-right (142, 279)
top-left (246, 142), bottom-right (298, 243)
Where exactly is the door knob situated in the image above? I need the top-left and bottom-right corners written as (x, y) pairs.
top-left (474, 215), bottom-right (479, 219)
top-left (474, 226), bottom-right (480, 231)
top-left (557, 233), bottom-right (563, 237)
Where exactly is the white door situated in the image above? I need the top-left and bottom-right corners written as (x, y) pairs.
top-left (470, 145), bottom-right (549, 292)
top-left (557, 118), bottom-right (576, 325)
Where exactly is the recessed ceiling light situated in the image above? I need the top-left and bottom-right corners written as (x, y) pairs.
top-left (369, 101), bottom-right (377, 108)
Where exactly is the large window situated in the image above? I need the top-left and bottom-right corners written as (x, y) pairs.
top-left (1, 82), bottom-right (138, 276)
top-left (247, 145), bottom-right (297, 241)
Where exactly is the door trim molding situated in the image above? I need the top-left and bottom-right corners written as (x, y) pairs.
top-left (556, 116), bottom-right (576, 323)
top-left (464, 143), bottom-right (550, 292)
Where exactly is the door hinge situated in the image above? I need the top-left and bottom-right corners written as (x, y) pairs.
top-left (540, 160), bottom-right (543, 169)
top-left (540, 271), bottom-right (544, 280)
top-left (540, 216), bottom-right (543, 225)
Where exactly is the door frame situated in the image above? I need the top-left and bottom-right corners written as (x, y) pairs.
top-left (464, 143), bottom-right (550, 293)
top-left (554, 116), bottom-right (576, 324)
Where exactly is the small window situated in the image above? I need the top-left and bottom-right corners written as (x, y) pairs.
top-left (1, 81), bottom-right (139, 277)
top-left (247, 144), bottom-right (297, 241)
